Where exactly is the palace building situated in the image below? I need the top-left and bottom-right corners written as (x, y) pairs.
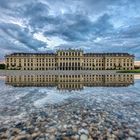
top-left (5, 49), bottom-right (134, 70)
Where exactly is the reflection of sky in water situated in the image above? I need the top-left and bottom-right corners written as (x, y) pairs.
top-left (0, 78), bottom-right (140, 106)
top-left (0, 77), bottom-right (140, 123)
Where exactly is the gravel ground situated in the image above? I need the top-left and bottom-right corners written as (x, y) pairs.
top-left (0, 70), bottom-right (118, 76)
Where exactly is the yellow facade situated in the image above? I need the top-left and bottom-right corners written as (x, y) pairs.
top-left (5, 49), bottom-right (134, 70)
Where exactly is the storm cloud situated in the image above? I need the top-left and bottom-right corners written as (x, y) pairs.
top-left (0, 0), bottom-right (140, 59)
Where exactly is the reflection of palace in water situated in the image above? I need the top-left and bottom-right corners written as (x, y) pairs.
top-left (5, 74), bottom-right (134, 90)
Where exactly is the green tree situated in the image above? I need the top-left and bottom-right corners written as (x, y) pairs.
top-left (0, 64), bottom-right (6, 69)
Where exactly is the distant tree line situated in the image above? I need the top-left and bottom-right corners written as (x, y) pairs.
top-left (0, 64), bottom-right (6, 69)
top-left (135, 65), bottom-right (140, 69)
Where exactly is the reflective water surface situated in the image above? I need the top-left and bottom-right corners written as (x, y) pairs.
top-left (0, 73), bottom-right (140, 139)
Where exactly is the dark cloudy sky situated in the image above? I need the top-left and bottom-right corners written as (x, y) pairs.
top-left (0, 0), bottom-right (140, 60)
